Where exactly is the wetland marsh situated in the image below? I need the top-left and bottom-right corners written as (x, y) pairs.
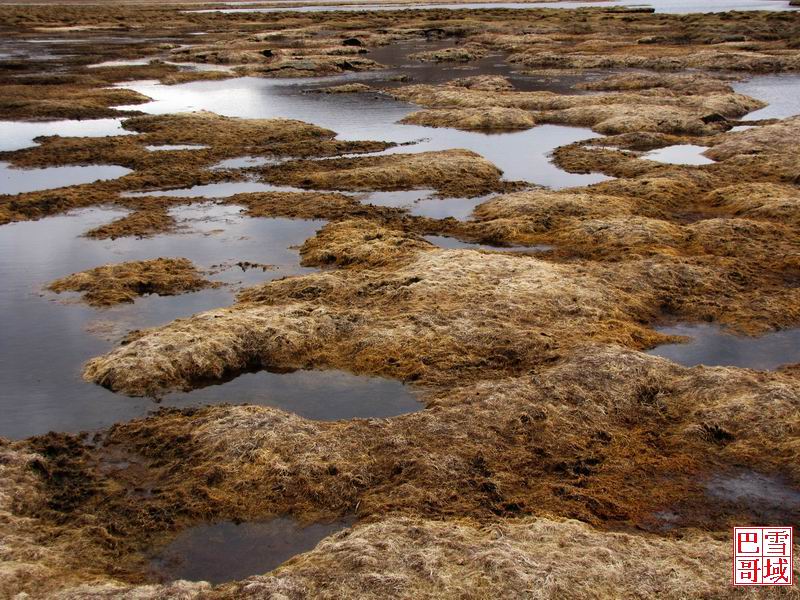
top-left (1, 1), bottom-right (799, 597)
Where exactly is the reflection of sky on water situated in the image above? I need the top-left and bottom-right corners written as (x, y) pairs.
top-left (648, 323), bottom-right (800, 370)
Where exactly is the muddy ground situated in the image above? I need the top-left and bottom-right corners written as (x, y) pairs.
top-left (1, 2), bottom-right (800, 598)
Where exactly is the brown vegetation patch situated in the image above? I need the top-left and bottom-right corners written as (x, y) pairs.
top-left (449, 74), bottom-right (515, 91)
top-left (576, 72), bottom-right (738, 95)
top-left (235, 56), bottom-right (383, 78)
top-left (0, 114), bottom-right (396, 226)
top-left (0, 84), bottom-right (150, 120)
top-left (408, 44), bottom-right (488, 62)
top-left (310, 83), bottom-right (373, 94)
top-left (259, 150), bottom-right (509, 196)
top-left (389, 81), bottom-right (762, 135)
top-left (47, 258), bottom-right (215, 307)
top-left (122, 111), bottom-right (337, 150)
top-left (82, 208), bottom-right (176, 240)
top-left (226, 190), bottom-right (406, 221)
top-left (400, 107), bottom-right (536, 131)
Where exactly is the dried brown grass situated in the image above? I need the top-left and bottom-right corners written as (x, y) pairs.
top-left (83, 209), bottom-right (176, 240)
top-left (47, 258), bottom-right (215, 307)
top-left (400, 107), bottom-right (536, 131)
top-left (260, 150), bottom-right (507, 197)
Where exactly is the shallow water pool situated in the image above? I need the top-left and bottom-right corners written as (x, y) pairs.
top-left (643, 144), bottom-right (714, 166)
top-left (647, 323), bottom-right (800, 370)
top-left (733, 73), bottom-right (800, 120)
top-left (163, 369), bottom-right (422, 420)
top-left (424, 234), bottom-right (552, 252)
top-left (151, 517), bottom-right (353, 584)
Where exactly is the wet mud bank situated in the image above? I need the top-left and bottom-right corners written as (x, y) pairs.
top-left (1, 2), bottom-right (800, 598)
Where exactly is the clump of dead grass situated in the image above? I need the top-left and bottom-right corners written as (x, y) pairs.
top-left (47, 258), bottom-right (215, 307)
top-left (400, 107), bottom-right (536, 132)
top-left (259, 150), bottom-right (508, 197)
top-left (83, 208), bottom-right (175, 240)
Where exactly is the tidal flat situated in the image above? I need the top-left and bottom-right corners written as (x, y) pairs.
top-left (1, 1), bottom-right (799, 597)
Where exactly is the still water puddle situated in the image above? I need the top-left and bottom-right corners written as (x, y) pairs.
top-left (363, 189), bottom-right (492, 220)
top-left (151, 517), bottom-right (353, 584)
top-left (643, 145), bottom-right (714, 166)
top-left (88, 58), bottom-right (154, 68)
top-left (705, 471), bottom-right (800, 523)
top-left (144, 144), bottom-right (209, 152)
top-left (1, 162), bottom-right (131, 195)
top-left (163, 369), bottom-right (422, 420)
top-left (647, 323), bottom-right (800, 369)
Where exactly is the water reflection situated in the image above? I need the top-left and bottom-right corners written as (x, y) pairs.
top-left (647, 323), bottom-right (800, 369)
top-left (643, 144), bottom-right (714, 166)
top-left (0, 162), bottom-right (131, 195)
top-left (163, 369), bottom-right (422, 420)
top-left (151, 517), bottom-right (354, 584)
top-left (424, 234), bottom-right (552, 252)
top-left (144, 144), bottom-right (209, 151)
top-left (733, 74), bottom-right (800, 120)
top-left (0, 118), bottom-right (133, 152)
top-left (123, 181), bottom-right (313, 198)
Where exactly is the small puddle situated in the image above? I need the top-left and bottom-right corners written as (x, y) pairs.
top-left (647, 323), bottom-right (800, 370)
top-left (643, 145), bottom-right (714, 166)
top-left (413, 195), bottom-right (490, 220)
top-left (1, 162), bottom-right (131, 195)
top-left (144, 144), bottom-right (209, 152)
top-left (424, 234), bottom-right (552, 253)
top-left (88, 58), bottom-right (154, 68)
top-left (150, 517), bottom-right (353, 584)
top-left (162, 369), bottom-right (423, 420)
top-left (364, 190), bottom-right (494, 220)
